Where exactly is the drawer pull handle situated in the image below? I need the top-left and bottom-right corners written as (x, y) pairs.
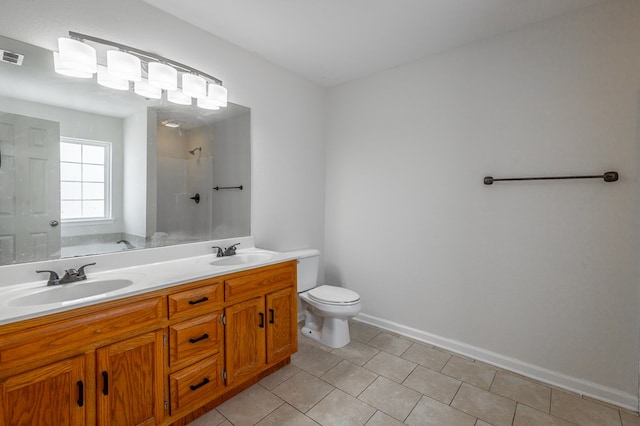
top-left (259, 312), bottom-right (264, 328)
top-left (269, 309), bottom-right (275, 324)
top-left (77, 381), bottom-right (84, 407)
top-left (189, 333), bottom-right (210, 343)
top-left (190, 377), bottom-right (210, 391)
top-left (102, 371), bottom-right (109, 396)
top-left (188, 296), bottom-right (209, 305)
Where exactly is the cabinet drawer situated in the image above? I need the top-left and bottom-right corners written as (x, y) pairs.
top-left (168, 283), bottom-right (223, 320)
top-left (169, 355), bottom-right (224, 413)
top-left (0, 296), bottom-right (165, 374)
top-left (169, 313), bottom-right (223, 369)
top-left (224, 263), bottom-right (295, 303)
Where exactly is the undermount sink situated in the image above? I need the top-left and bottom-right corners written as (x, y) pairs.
top-left (209, 252), bottom-right (276, 267)
top-left (9, 279), bottom-right (134, 307)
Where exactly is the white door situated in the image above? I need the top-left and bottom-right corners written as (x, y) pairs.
top-left (0, 112), bottom-right (60, 264)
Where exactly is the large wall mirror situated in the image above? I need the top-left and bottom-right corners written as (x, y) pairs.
top-left (0, 35), bottom-right (251, 266)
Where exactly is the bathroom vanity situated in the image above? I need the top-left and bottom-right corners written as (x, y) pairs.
top-left (0, 256), bottom-right (298, 426)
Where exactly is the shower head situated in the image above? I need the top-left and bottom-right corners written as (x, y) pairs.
top-left (188, 147), bottom-right (202, 155)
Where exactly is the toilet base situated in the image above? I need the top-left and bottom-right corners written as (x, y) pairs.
top-left (301, 310), bottom-right (351, 348)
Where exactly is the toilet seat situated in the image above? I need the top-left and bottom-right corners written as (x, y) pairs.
top-left (307, 285), bottom-right (360, 305)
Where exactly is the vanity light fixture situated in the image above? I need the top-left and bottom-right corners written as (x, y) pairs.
top-left (106, 50), bottom-right (141, 81)
top-left (182, 74), bottom-right (207, 98)
top-left (97, 65), bottom-right (129, 90)
top-left (206, 83), bottom-right (228, 107)
top-left (53, 52), bottom-right (93, 78)
top-left (196, 96), bottom-right (221, 110)
top-left (134, 78), bottom-right (162, 99)
top-left (167, 89), bottom-right (192, 105)
top-left (56, 37), bottom-right (97, 75)
top-left (148, 61), bottom-right (177, 91)
top-left (53, 31), bottom-right (228, 110)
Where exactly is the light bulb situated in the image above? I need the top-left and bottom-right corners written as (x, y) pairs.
top-left (97, 65), bottom-right (129, 90)
top-left (148, 62), bottom-right (177, 90)
top-left (207, 83), bottom-right (228, 107)
top-left (134, 79), bottom-right (162, 99)
top-left (182, 74), bottom-right (207, 98)
top-left (57, 37), bottom-right (97, 75)
top-left (107, 50), bottom-right (141, 81)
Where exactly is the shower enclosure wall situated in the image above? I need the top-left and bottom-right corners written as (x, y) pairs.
top-left (155, 113), bottom-right (250, 245)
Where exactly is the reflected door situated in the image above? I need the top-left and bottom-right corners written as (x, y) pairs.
top-left (0, 112), bottom-right (60, 264)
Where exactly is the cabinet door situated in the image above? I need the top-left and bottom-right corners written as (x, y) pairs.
top-left (0, 355), bottom-right (85, 426)
top-left (96, 330), bottom-right (165, 426)
top-left (266, 287), bottom-right (298, 364)
top-left (224, 297), bottom-right (266, 386)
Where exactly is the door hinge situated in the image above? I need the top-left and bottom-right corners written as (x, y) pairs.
top-left (222, 369), bottom-right (227, 384)
top-left (221, 314), bottom-right (226, 325)
top-left (164, 398), bottom-right (168, 412)
top-left (163, 333), bottom-right (167, 347)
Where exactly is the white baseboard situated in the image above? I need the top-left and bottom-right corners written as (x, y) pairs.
top-left (354, 313), bottom-right (639, 413)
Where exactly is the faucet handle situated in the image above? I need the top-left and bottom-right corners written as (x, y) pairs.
top-left (224, 243), bottom-right (240, 256)
top-left (77, 262), bottom-right (96, 277)
top-left (212, 246), bottom-right (224, 257)
top-left (36, 270), bottom-right (60, 286)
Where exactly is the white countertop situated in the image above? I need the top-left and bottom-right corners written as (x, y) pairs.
top-left (0, 244), bottom-right (300, 326)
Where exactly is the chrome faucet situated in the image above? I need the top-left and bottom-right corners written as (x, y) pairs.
top-left (212, 243), bottom-right (240, 257)
top-left (117, 239), bottom-right (135, 249)
top-left (224, 243), bottom-right (240, 256)
top-left (36, 262), bottom-right (96, 286)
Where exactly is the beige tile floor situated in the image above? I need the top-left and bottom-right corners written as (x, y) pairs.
top-left (190, 322), bottom-right (640, 426)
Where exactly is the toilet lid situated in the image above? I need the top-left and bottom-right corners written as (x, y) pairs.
top-left (307, 285), bottom-right (360, 304)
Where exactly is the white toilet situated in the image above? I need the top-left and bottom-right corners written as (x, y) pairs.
top-left (292, 249), bottom-right (361, 348)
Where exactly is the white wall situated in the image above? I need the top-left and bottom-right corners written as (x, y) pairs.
top-left (326, 0), bottom-right (640, 409)
top-left (0, 0), bottom-right (326, 255)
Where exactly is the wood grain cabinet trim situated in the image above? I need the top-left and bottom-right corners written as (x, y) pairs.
top-left (0, 296), bottom-right (165, 373)
top-left (224, 263), bottom-right (296, 303)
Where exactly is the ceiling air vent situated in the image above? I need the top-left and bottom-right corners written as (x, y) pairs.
top-left (0, 49), bottom-right (24, 66)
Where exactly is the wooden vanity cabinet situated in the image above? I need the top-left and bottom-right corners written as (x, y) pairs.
top-left (0, 355), bottom-right (86, 426)
top-left (0, 260), bottom-right (298, 426)
top-left (224, 263), bottom-right (298, 386)
top-left (0, 295), bottom-right (166, 426)
top-left (96, 330), bottom-right (165, 426)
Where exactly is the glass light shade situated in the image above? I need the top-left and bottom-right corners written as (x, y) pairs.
top-left (107, 50), bottom-right (141, 81)
top-left (134, 79), bottom-right (162, 99)
top-left (182, 74), bottom-right (207, 98)
top-left (207, 83), bottom-right (228, 107)
top-left (97, 65), bottom-right (129, 90)
top-left (53, 52), bottom-right (93, 78)
top-left (197, 97), bottom-right (221, 110)
top-left (148, 62), bottom-right (177, 90)
top-left (57, 37), bottom-right (97, 74)
top-left (167, 89), bottom-right (192, 105)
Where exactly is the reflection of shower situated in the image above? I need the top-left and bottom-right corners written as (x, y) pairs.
top-left (188, 147), bottom-right (202, 155)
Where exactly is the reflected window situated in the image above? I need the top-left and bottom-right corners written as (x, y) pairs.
top-left (60, 137), bottom-right (111, 221)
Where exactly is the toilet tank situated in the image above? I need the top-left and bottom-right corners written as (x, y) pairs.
top-left (285, 249), bottom-right (320, 292)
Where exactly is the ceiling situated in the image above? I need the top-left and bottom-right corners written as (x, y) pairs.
top-left (142, 0), bottom-right (606, 87)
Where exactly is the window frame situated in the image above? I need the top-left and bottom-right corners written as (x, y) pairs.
top-left (60, 136), bottom-right (113, 224)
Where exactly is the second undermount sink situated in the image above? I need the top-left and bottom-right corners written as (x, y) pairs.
top-left (9, 278), bottom-right (135, 307)
top-left (209, 252), bottom-right (277, 267)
